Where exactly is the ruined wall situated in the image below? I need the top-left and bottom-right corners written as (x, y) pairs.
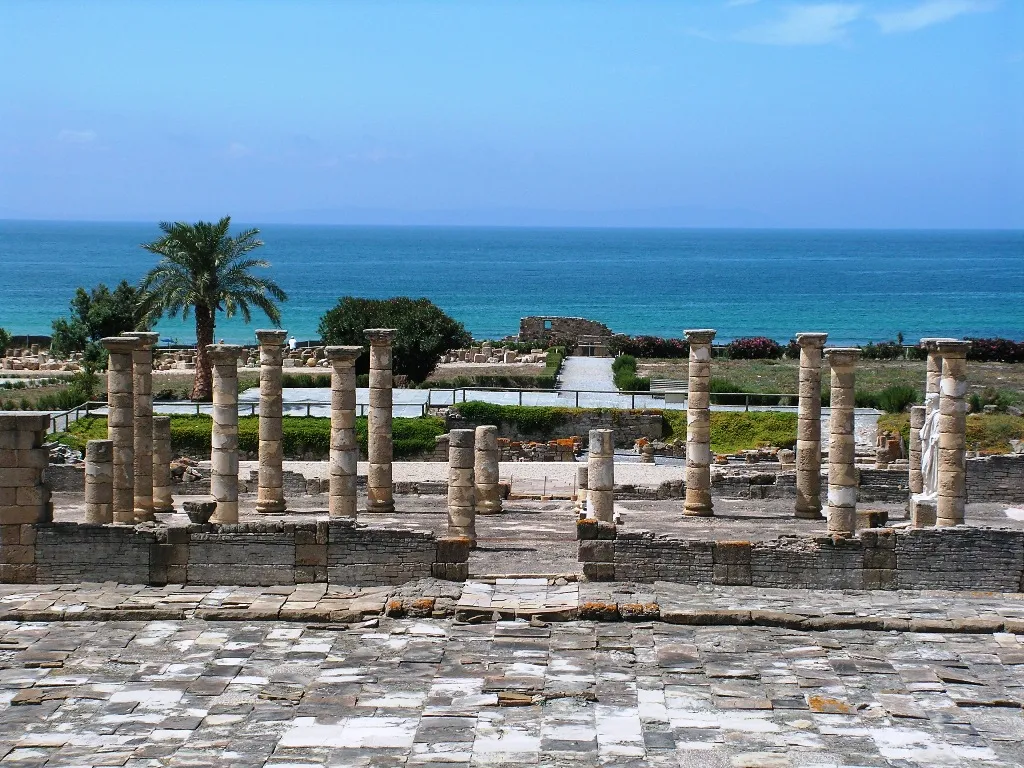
top-left (580, 521), bottom-right (1024, 592)
top-left (12, 520), bottom-right (470, 587)
top-left (966, 454), bottom-right (1024, 502)
top-left (518, 316), bottom-right (613, 345)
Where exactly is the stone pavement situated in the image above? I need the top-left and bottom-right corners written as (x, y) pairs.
top-left (2, 611), bottom-right (1024, 766)
top-left (2, 580), bottom-right (1024, 635)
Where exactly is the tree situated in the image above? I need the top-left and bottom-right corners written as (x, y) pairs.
top-left (140, 217), bottom-right (287, 401)
top-left (0, 328), bottom-right (11, 356)
top-left (318, 297), bottom-right (472, 383)
top-left (50, 281), bottom-right (152, 360)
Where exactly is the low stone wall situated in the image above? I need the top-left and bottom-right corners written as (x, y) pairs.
top-left (447, 409), bottom-right (663, 448)
top-left (5, 520), bottom-right (470, 587)
top-left (579, 521), bottom-right (1024, 592)
top-left (967, 454), bottom-right (1024, 502)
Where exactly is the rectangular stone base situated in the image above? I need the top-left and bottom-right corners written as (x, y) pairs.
top-left (910, 497), bottom-right (937, 528)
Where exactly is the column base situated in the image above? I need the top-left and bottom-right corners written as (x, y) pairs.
top-left (133, 511), bottom-right (156, 523)
top-left (476, 502), bottom-right (504, 515)
top-left (683, 506), bottom-right (714, 517)
top-left (365, 500), bottom-right (396, 514)
top-left (255, 499), bottom-right (287, 515)
top-left (794, 507), bottom-right (824, 520)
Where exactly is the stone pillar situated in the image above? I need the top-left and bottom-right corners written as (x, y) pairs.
top-left (84, 439), bottom-right (114, 524)
top-left (936, 340), bottom-right (970, 527)
top-left (366, 328), bottom-right (397, 513)
top-left (447, 428), bottom-right (477, 543)
top-left (101, 336), bottom-right (138, 524)
top-left (255, 329), bottom-right (289, 514)
top-left (825, 348), bottom-right (860, 536)
top-left (474, 425), bottom-right (502, 514)
top-left (122, 331), bottom-right (159, 522)
top-left (326, 346), bottom-right (362, 518)
top-left (908, 405), bottom-right (925, 495)
top-left (683, 329), bottom-right (716, 517)
top-left (794, 332), bottom-right (828, 519)
top-left (0, 413), bottom-right (52, 583)
top-left (208, 344), bottom-right (242, 524)
top-left (921, 338), bottom-right (952, 406)
top-left (587, 428), bottom-right (614, 522)
top-left (152, 416), bottom-right (173, 514)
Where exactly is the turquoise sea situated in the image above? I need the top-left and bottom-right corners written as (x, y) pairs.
top-left (0, 220), bottom-right (1021, 346)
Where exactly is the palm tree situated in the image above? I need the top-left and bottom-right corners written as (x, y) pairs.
top-left (140, 216), bottom-right (287, 401)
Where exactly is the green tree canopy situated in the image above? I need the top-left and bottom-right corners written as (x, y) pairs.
top-left (0, 328), bottom-right (11, 356)
top-left (50, 281), bottom-right (152, 360)
top-left (318, 297), bottom-right (472, 383)
top-left (140, 216), bottom-right (287, 401)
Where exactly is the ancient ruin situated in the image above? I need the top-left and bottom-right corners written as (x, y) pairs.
top-left (683, 329), bottom-right (715, 516)
top-left (366, 328), bottom-right (397, 513)
top-left (326, 345), bottom-right (362, 518)
top-left (207, 344), bottom-right (242, 524)
top-left (255, 329), bottom-right (289, 514)
top-left (794, 332), bottom-right (827, 519)
top-left (100, 336), bottom-right (138, 524)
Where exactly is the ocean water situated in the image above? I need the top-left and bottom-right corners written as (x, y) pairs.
top-left (0, 220), bottom-right (1021, 346)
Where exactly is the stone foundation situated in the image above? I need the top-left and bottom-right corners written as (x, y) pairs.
top-left (581, 522), bottom-right (1024, 592)
top-left (11, 519), bottom-right (470, 587)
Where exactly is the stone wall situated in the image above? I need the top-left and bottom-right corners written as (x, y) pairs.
top-left (10, 520), bottom-right (470, 587)
top-left (518, 316), bottom-right (613, 345)
top-left (966, 454), bottom-right (1024, 502)
top-left (580, 522), bottom-right (1024, 592)
top-left (447, 409), bottom-right (663, 448)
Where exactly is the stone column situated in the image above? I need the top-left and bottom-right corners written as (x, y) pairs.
top-left (908, 405), bottom-right (925, 495)
top-left (683, 329), bottom-right (716, 517)
top-left (255, 329), bottom-right (289, 514)
top-left (474, 425), bottom-right (502, 514)
top-left (794, 332), bottom-right (828, 519)
top-left (587, 428), bottom-right (614, 522)
top-left (152, 416), bottom-right (173, 513)
top-left (921, 338), bottom-right (951, 406)
top-left (101, 336), bottom-right (138, 524)
top-left (208, 344), bottom-right (242, 524)
top-left (825, 348), bottom-right (860, 536)
top-left (326, 346), bottom-right (362, 518)
top-left (366, 328), bottom-right (397, 513)
top-left (84, 439), bottom-right (114, 524)
top-left (122, 331), bottom-right (159, 522)
top-left (447, 428), bottom-right (477, 543)
top-left (936, 340), bottom-right (970, 527)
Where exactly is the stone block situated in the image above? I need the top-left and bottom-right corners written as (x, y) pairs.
top-left (436, 536), bottom-right (471, 563)
top-left (582, 562), bottom-right (615, 581)
top-left (578, 540), bottom-right (614, 562)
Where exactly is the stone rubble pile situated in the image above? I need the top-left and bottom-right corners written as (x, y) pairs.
top-left (440, 344), bottom-right (547, 365)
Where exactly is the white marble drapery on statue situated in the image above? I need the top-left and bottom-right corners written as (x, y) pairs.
top-left (918, 392), bottom-right (941, 500)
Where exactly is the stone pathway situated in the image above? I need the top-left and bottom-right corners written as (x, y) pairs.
top-left (3, 580), bottom-right (1024, 635)
top-left (1, 615), bottom-right (1023, 766)
top-left (555, 356), bottom-right (616, 392)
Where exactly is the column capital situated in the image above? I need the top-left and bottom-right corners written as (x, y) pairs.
top-left (121, 331), bottom-right (160, 350)
top-left (795, 332), bottom-right (828, 348)
top-left (326, 345), bottom-right (363, 364)
top-left (920, 337), bottom-right (957, 352)
top-left (825, 347), bottom-right (861, 367)
top-left (101, 336), bottom-right (140, 354)
top-left (365, 328), bottom-right (398, 344)
top-left (255, 329), bottom-right (289, 347)
top-left (683, 329), bottom-right (716, 345)
top-left (934, 339), bottom-right (970, 358)
top-left (206, 344), bottom-right (244, 363)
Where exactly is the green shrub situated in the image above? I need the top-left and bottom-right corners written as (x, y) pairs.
top-left (663, 410), bottom-right (797, 453)
top-left (612, 355), bottom-right (650, 392)
top-left (452, 401), bottom-right (569, 434)
top-left (876, 384), bottom-right (920, 414)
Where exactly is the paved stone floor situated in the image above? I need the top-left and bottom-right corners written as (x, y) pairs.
top-left (2, 611), bottom-right (1023, 767)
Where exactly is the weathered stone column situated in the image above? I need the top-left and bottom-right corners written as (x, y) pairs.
top-left (908, 405), bottom-right (925, 495)
top-left (683, 329), bottom-right (716, 517)
top-left (366, 328), bottom-right (397, 513)
top-left (795, 332), bottom-right (828, 519)
top-left (921, 338), bottom-right (952, 407)
top-left (208, 344), bottom-right (242, 524)
top-left (447, 429), bottom-right (477, 543)
top-left (936, 340), bottom-right (970, 527)
top-left (825, 348), bottom-right (860, 536)
top-left (101, 336), bottom-right (138, 524)
top-left (326, 346), bottom-right (362, 518)
top-left (84, 439), bottom-right (114, 524)
top-left (122, 331), bottom-right (159, 522)
top-left (587, 428), bottom-right (614, 522)
top-left (152, 416), bottom-right (173, 513)
top-left (474, 425), bottom-right (502, 514)
top-left (255, 329), bottom-right (288, 514)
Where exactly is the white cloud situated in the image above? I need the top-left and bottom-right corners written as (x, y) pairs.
top-left (736, 3), bottom-right (863, 45)
top-left (226, 142), bottom-right (252, 158)
top-left (875, 0), bottom-right (995, 34)
top-left (57, 129), bottom-right (97, 144)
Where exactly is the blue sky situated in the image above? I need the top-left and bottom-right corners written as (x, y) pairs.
top-left (1, 0), bottom-right (1021, 228)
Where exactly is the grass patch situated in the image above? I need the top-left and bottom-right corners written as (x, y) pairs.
top-left (51, 414), bottom-right (446, 459)
top-left (663, 410), bottom-right (798, 454)
top-left (451, 401), bottom-right (570, 434)
top-left (879, 412), bottom-right (1024, 455)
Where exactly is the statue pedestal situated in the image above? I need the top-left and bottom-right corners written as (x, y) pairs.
top-left (910, 495), bottom-right (937, 528)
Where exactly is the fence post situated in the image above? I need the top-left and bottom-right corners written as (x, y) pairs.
top-left (745, 394), bottom-right (750, 412)
top-left (305, 404), bottom-right (311, 417)
top-left (575, 391), bottom-right (579, 408)
top-left (519, 390), bottom-right (523, 407)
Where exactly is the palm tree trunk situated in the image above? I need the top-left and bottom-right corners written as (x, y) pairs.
top-left (192, 305), bottom-right (215, 401)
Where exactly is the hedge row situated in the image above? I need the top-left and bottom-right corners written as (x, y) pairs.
top-left (54, 415), bottom-right (446, 459)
